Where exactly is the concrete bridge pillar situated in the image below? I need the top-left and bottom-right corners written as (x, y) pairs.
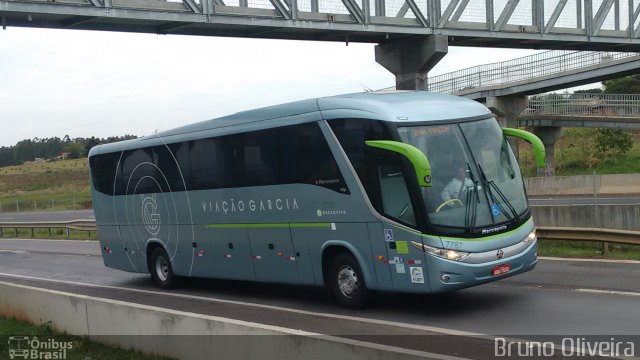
top-left (486, 96), bottom-right (528, 158)
top-left (533, 126), bottom-right (563, 177)
top-left (375, 35), bottom-right (448, 90)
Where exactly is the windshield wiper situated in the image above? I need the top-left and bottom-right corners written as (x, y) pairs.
top-left (464, 163), bottom-right (480, 233)
top-left (477, 164), bottom-right (520, 224)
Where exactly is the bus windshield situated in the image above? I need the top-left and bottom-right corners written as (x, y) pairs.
top-left (397, 118), bottom-right (528, 233)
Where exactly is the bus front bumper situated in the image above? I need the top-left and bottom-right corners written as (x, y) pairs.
top-left (425, 240), bottom-right (538, 293)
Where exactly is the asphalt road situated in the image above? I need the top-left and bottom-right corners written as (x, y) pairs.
top-left (0, 239), bottom-right (639, 345)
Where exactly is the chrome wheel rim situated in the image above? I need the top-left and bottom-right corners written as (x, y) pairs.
top-left (337, 265), bottom-right (359, 298)
top-left (155, 255), bottom-right (169, 282)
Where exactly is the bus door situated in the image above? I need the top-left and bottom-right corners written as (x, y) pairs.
top-left (376, 162), bottom-right (431, 292)
top-left (248, 226), bottom-right (299, 284)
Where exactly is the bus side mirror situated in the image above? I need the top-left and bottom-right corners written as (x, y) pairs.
top-left (502, 128), bottom-right (545, 168)
top-left (365, 140), bottom-right (432, 187)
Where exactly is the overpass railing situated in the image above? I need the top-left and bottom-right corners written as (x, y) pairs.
top-left (427, 50), bottom-right (640, 94)
top-left (524, 93), bottom-right (640, 117)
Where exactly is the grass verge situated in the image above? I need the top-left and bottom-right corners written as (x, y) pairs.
top-left (538, 240), bottom-right (640, 261)
top-left (0, 316), bottom-right (173, 360)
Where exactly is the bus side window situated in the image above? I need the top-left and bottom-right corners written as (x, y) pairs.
top-left (153, 143), bottom-right (187, 192)
top-left (295, 123), bottom-right (348, 193)
top-left (329, 119), bottom-right (393, 207)
top-left (239, 130), bottom-right (279, 187)
top-left (120, 148), bottom-right (156, 195)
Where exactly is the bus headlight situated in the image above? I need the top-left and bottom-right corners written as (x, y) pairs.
top-left (411, 241), bottom-right (469, 261)
top-left (523, 230), bottom-right (536, 244)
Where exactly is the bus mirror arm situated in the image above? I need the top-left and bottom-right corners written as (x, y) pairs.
top-left (365, 140), bottom-right (432, 187)
top-left (502, 128), bottom-right (546, 168)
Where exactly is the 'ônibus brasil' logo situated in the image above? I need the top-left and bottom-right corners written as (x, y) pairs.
top-left (142, 194), bottom-right (161, 236)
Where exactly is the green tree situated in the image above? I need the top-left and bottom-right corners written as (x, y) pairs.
top-left (573, 88), bottom-right (603, 94)
top-left (64, 142), bottom-right (85, 159)
top-left (559, 128), bottom-right (599, 169)
top-left (594, 129), bottom-right (633, 157)
top-left (603, 75), bottom-right (640, 94)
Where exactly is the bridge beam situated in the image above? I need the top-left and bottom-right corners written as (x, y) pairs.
top-left (374, 35), bottom-right (448, 91)
top-left (533, 126), bottom-right (563, 177)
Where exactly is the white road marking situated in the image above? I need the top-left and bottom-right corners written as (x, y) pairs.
top-left (574, 288), bottom-right (640, 297)
top-left (539, 256), bottom-right (640, 264)
top-left (0, 250), bottom-right (26, 254)
top-left (0, 271), bottom-right (483, 338)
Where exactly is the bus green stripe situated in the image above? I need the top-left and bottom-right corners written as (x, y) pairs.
top-left (205, 223), bottom-right (332, 229)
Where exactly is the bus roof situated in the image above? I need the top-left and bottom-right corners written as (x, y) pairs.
top-left (317, 91), bottom-right (491, 122)
top-left (90, 91), bottom-right (491, 156)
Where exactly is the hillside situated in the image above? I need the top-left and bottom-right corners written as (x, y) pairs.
top-left (0, 158), bottom-right (91, 212)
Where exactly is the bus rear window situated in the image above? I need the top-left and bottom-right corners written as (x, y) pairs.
top-left (89, 152), bottom-right (120, 195)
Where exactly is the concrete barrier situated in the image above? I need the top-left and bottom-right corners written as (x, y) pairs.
top-left (524, 173), bottom-right (640, 197)
top-left (0, 281), bottom-right (442, 360)
top-left (531, 204), bottom-right (640, 231)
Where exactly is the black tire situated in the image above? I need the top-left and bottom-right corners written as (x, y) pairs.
top-left (328, 253), bottom-right (368, 309)
top-left (149, 247), bottom-right (177, 289)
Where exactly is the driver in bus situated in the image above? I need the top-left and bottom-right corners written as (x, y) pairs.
top-left (441, 166), bottom-right (473, 204)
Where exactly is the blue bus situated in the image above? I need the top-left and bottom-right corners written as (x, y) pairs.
top-left (88, 91), bottom-right (544, 308)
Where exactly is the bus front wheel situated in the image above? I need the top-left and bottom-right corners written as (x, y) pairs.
top-left (328, 253), bottom-right (368, 309)
top-left (150, 247), bottom-right (177, 289)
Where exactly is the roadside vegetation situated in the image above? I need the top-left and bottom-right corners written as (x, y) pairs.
top-left (518, 128), bottom-right (640, 177)
top-left (537, 241), bottom-right (640, 261)
top-left (0, 158), bottom-right (92, 213)
top-left (0, 317), bottom-right (173, 360)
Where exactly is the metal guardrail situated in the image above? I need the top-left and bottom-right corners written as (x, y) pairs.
top-left (536, 226), bottom-right (640, 253)
top-left (524, 93), bottom-right (640, 117)
top-left (0, 219), bottom-right (97, 238)
top-left (428, 51), bottom-right (640, 94)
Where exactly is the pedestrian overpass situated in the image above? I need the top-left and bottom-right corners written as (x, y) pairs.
top-left (520, 93), bottom-right (640, 130)
top-left (1, 0), bottom-right (639, 50)
top-left (3, 0), bottom-right (640, 94)
top-left (430, 50), bottom-right (640, 101)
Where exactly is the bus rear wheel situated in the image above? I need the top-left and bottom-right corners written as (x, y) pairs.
top-left (150, 247), bottom-right (177, 289)
top-left (328, 253), bottom-right (368, 309)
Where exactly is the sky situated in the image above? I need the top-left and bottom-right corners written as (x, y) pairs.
top-left (0, 27), bottom-right (597, 147)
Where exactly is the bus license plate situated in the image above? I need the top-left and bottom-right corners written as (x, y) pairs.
top-left (492, 264), bottom-right (510, 276)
